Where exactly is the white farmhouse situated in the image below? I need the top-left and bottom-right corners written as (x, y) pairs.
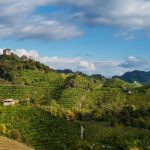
top-left (3, 99), bottom-right (17, 106)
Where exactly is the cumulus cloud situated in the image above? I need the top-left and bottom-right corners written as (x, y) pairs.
top-left (78, 61), bottom-right (96, 71)
top-left (1, 0), bottom-right (150, 40)
top-left (14, 49), bottom-right (39, 59)
top-left (0, 49), bottom-right (4, 54)
top-left (41, 0), bottom-right (150, 29)
top-left (93, 60), bottom-right (127, 76)
top-left (120, 56), bottom-right (147, 68)
top-left (0, 0), bottom-right (82, 40)
top-left (81, 0), bottom-right (150, 29)
top-left (0, 16), bottom-right (82, 40)
top-left (39, 57), bottom-right (96, 73)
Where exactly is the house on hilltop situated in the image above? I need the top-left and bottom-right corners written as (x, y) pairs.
top-left (3, 49), bottom-right (11, 56)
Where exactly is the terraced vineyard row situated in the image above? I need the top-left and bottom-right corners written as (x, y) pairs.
top-left (0, 85), bottom-right (61, 101)
top-left (14, 70), bottom-right (64, 86)
top-left (59, 88), bottom-right (86, 108)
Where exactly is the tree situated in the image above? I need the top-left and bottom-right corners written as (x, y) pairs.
top-left (64, 75), bottom-right (76, 88)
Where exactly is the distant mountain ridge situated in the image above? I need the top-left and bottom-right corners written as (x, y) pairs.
top-left (56, 69), bottom-right (150, 85)
top-left (56, 69), bottom-right (74, 74)
top-left (115, 70), bottom-right (150, 84)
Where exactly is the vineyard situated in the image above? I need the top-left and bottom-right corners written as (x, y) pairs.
top-left (0, 54), bottom-right (150, 149)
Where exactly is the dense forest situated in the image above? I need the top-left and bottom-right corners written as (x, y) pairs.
top-left (0, 53), bottom-right (150, 150)
top-left (115, 70), bottom-right (150, 84)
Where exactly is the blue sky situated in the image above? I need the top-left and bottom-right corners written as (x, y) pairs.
top-left (1, 0), bottom-right (150, 76)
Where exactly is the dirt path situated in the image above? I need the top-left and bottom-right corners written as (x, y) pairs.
top-left (0, 137), bottom-right (33, 150)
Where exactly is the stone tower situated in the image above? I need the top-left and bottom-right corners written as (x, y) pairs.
top-left (3, 49), bottom-right (11, 56)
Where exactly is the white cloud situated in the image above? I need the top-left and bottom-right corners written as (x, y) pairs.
top-left (120, 56), bottom-right (147, 68)
top-left (14, 49), bottom-right (39, 59)
top-left (0, 49), bottom-right (4, 54)
top-left (1, 0), bottom-right (150, 40)
top-left (93, 60), bottom-right (127, 76)
top-left (43, 0), bottom-right (150, 38)
top-left (85, 0), bottom-right (150, 29)
top-left (0, 0), bottom-right (82, 40)
top-left (78, 60), bottom-right (96, 71)
top-left (39, 0), bottom-right (150, 29)
top-left (0, 16), bottom-right (82, 40)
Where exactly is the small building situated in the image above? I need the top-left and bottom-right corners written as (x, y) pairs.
top-left (3, 49), bottom-right (11, 56)
top-left (3, 99), bottom-right (17, 106)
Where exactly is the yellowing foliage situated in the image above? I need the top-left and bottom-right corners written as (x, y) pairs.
top-left (0, 123), bottom-right (7, 134)
top-left (66, 110), bottom-right (76, 121)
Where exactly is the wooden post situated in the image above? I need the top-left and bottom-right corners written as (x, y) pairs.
top-left (81, 126), bottom-right (84, 139)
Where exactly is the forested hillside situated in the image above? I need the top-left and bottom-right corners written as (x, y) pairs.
top-left (0, 53), bottom-right (150, 149)
top-left (116, 70), bottom-right (150, 84)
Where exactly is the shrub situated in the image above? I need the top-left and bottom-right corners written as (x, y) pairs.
top-left (109, 117), bottom-right (118, 127)
top-left (48, 100), bottom-right (64, 117)
top-left (0, 123), bottom-right (7, 134)
top-left (11, 129), bottom-right (22, 142)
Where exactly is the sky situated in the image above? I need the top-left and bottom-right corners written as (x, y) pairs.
top-left (1, 0), bottom-right (150, 76)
